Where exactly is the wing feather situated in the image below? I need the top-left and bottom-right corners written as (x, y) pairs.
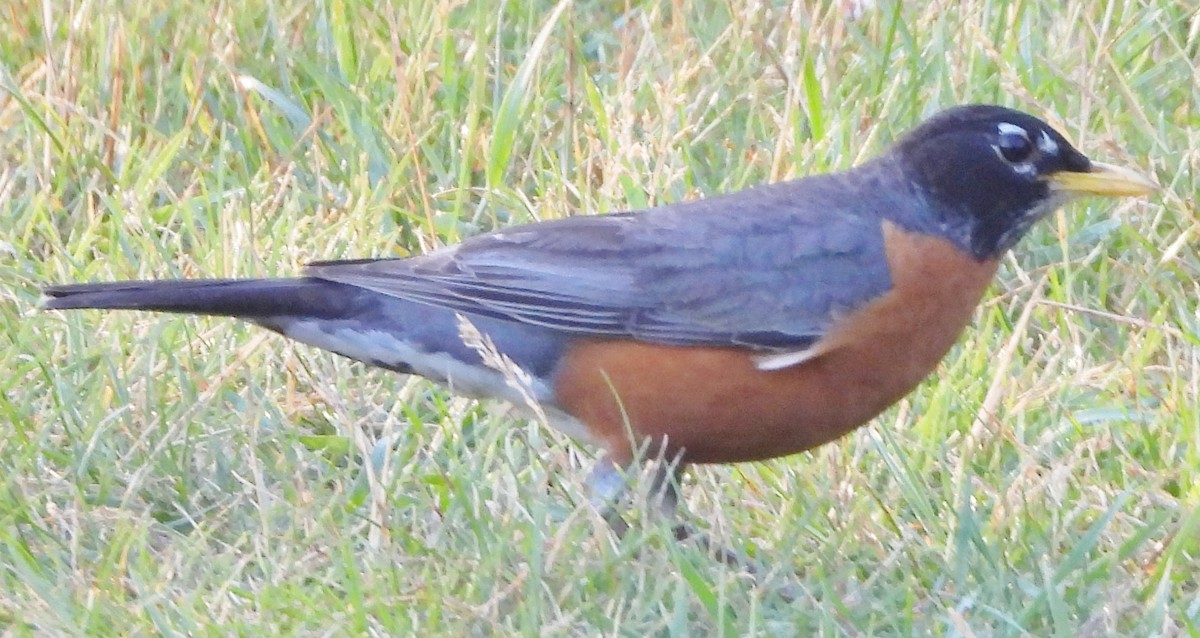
top-left (308, 176), bottom-right (895, 352)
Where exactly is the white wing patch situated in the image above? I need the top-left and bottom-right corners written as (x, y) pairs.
top-left (752, 346), bottom-right (823, 371)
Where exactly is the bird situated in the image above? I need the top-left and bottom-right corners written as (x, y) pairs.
top-left (44, 104), bottom-right (1155, 544)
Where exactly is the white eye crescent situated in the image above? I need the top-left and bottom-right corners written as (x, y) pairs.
top-left (1038, 130), bottom-right (1058, 154)
top-left (997, 122), bottom-right (1029, 139)
top-left (994, 122), bottom-right (1035, 165)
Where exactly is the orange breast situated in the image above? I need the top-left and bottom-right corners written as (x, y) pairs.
top-left (550, 222), bottom-right (1000, 464)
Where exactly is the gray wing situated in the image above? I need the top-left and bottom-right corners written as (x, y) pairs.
top-left (307, 177), bottom-right (893, 351)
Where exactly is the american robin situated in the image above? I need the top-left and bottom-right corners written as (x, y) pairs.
top-left (44, 104), bottom-right (1155, 534)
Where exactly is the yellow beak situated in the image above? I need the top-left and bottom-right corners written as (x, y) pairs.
top-left (1047, 161), bottom-right (1158, 198)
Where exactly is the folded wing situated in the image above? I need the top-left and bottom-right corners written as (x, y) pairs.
top-left (308, 179), bottom-right (893, 353)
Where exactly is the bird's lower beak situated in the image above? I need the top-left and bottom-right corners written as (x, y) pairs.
top-left (1048, 161), bottom-right (1158, 197)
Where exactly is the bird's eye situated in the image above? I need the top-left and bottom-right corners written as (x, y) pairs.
top-left (997, 130), bottom-right (1034, 163)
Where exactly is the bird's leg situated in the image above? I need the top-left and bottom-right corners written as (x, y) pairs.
top-left (586, 455), bottom-right (631, 538)
top-left (646, 455), bottom-right (685, 519)
top-left (648, 457), bottom-right (803, 598)
top-left (584, 453), bottom-right (684, 538)
top-left (646, 462), bottom-right (759, 574)
top-left (588, 453), bottom-right (741, 562)
top-left (587, 455), bottom-right (796, 598)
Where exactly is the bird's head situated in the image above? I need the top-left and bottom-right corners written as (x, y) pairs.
top-left (890, 104), bottom-right (1156, 260)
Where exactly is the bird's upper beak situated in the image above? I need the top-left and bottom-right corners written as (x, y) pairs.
top-left (1048, 161), bottom-right (1158, 197)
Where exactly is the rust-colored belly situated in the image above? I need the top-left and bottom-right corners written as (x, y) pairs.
top-left (550, 224), bottom-right (1000, 464)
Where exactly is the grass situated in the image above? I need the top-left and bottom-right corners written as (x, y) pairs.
top-left (2, 0), bottom-right (1197, 634)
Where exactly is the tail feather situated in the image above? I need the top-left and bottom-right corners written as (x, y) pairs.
top-left (41, 278), bottom-right (363, 319)
top-left (42, 276), bottom-right (570, 399)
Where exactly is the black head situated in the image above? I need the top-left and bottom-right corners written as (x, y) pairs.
top-left (887, 105), bottom-right (1155, 260)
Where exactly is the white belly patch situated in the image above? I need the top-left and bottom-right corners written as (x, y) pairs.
top-left (276, 319), bottom-right (597, 445)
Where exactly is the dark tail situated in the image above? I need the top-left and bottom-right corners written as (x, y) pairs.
top-left (42, 278), bottom-right (367, 320)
